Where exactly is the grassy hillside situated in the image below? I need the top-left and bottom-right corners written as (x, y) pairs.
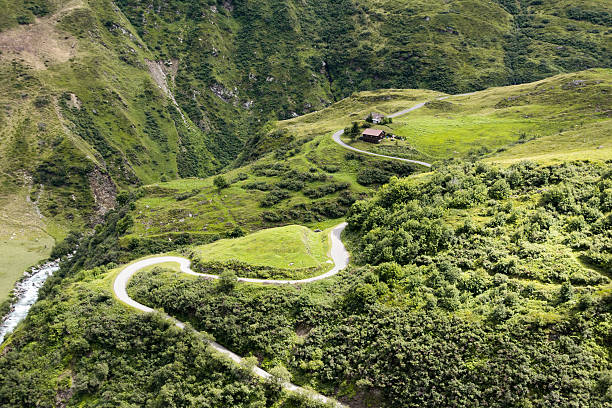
top-left (115, 69), bottom-right (610, 261)
top-left (0, 192), bottom-right (56, 302)
top-left (3, 65), bottom-right (607, 303)
top-left (2, 89), bottom-right (611, 407)
top-left (0, 0), bottom-right (231, 288)
top-left (0, 1), bottom-right (611, 404)
top-left (1, 0), bottom-right (610, 211)
top-left (338, 69), bottom-right (611, 161)
top-left (0, 0), bottom-right (610, 292)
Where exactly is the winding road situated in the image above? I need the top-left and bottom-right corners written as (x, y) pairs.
top-left (332, 93), bottom-right (476, 167)
top-left (113, 92), bottom-right (478, 406)
top-left (113, 223), bottom-right (349, 407)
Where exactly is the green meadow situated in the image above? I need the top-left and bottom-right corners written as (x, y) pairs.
top-left (336, 69), bottom-right (611, 163)
top-left (0, 192), bottom-right (58, 302)
top-left (192, 225), bottom-right (332, 271)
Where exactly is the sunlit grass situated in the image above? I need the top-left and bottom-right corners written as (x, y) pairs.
top-left (192, 224), bottom-right (332, 270)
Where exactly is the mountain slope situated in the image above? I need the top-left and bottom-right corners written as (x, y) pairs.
top-left (2, 159), bottom-right (609, 408)
top-left (1, 0), bottom-right (610, 233)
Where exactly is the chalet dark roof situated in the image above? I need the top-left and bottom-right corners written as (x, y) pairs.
top-left (362, 128), bottom-right (385, 137)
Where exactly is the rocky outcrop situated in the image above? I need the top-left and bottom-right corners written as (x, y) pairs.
top-left (89, 167), bottom-right (117, 224)
top-left (145, 59), bottom-right (187, 124)
top-left (210, 82), bottom-right (238, 104)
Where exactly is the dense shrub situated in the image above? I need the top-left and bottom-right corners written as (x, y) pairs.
top-left (175, 189), bottom-right (200, 201)
top-left (357, 167), bottom-right (391, 186)
top-left (261, 189), bottom-right (291, 207)
top-left (213, 175), bottom-right (230, 190)
top-left (276, 179), bottom-right (304, 191)
top-left (243, 181), bottom-right (273, 191)
top-left (348, 160), bottom-right (611, 286)
top-left (303, 182), bottom-right (349, 198)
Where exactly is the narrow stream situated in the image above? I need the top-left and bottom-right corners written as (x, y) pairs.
top-left (0, 260), bottom-right (60, 344)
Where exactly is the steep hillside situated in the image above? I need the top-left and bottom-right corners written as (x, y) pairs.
top-left (0, 0), bottom-right (610, 282)
top-left (101, 69), bottom-right (609, 264)
top-left (2, 159), bottom-right (609, 407)
top-left (0, 0), bottom-right (238, 292)
top-left (0, 1), bottom-right (611, 404)
top-left (116, 0), bottom-right (612, 107)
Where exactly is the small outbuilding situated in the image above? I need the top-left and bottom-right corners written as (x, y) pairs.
top-left (366, 112), bottom-right (385, 124)
top-left (362, 128), bottom-right (385, 143)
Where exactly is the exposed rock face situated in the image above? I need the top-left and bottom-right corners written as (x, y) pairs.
top-left (145, 59), bottom-right (187, 124)
top-left (66, 93), bottom-right (81, 109)
top-left (89, 167), bottom-right (117, 224)
top-left (145, 59), bottom-right (172, 97)
top-left (210, 82), bottom-right (238, 103)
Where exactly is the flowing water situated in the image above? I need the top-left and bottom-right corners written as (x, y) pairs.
top-left (0, 260), bottom-right (60, 344)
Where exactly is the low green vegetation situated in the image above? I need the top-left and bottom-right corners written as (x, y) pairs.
top-left (1, 0), bottom-right (611, 406)
top-left (7, 159), bottom-right (607, 407)
top-left (123, 133), bottom-right (419, 253)
top-left (94, 69), bottom-right (612, 283)
top-left (191, 225), bottom-right (332, 272)
top-left (242, 89), bottom-right (445, 163)
top-left (347, 160), bottom-right (611, 287)
top-left (0, 0), bottom-right (610, 303)
top-left (119, 159), bottom-right (611, 407)
top-left (0, 0), bottom-right (54, 31)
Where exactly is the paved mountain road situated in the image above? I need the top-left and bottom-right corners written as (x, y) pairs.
top-left (113, 92), bottom-right (478, 406)
top-left (332, 93), bottom-right (476, 167)
top-left (113, 223), bottom-right (349, 407)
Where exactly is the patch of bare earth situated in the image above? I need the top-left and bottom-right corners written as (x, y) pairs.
top-left (0, 2), bottom-right (82, 70)
top-left (89, 167), bottom-right (117, 224)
